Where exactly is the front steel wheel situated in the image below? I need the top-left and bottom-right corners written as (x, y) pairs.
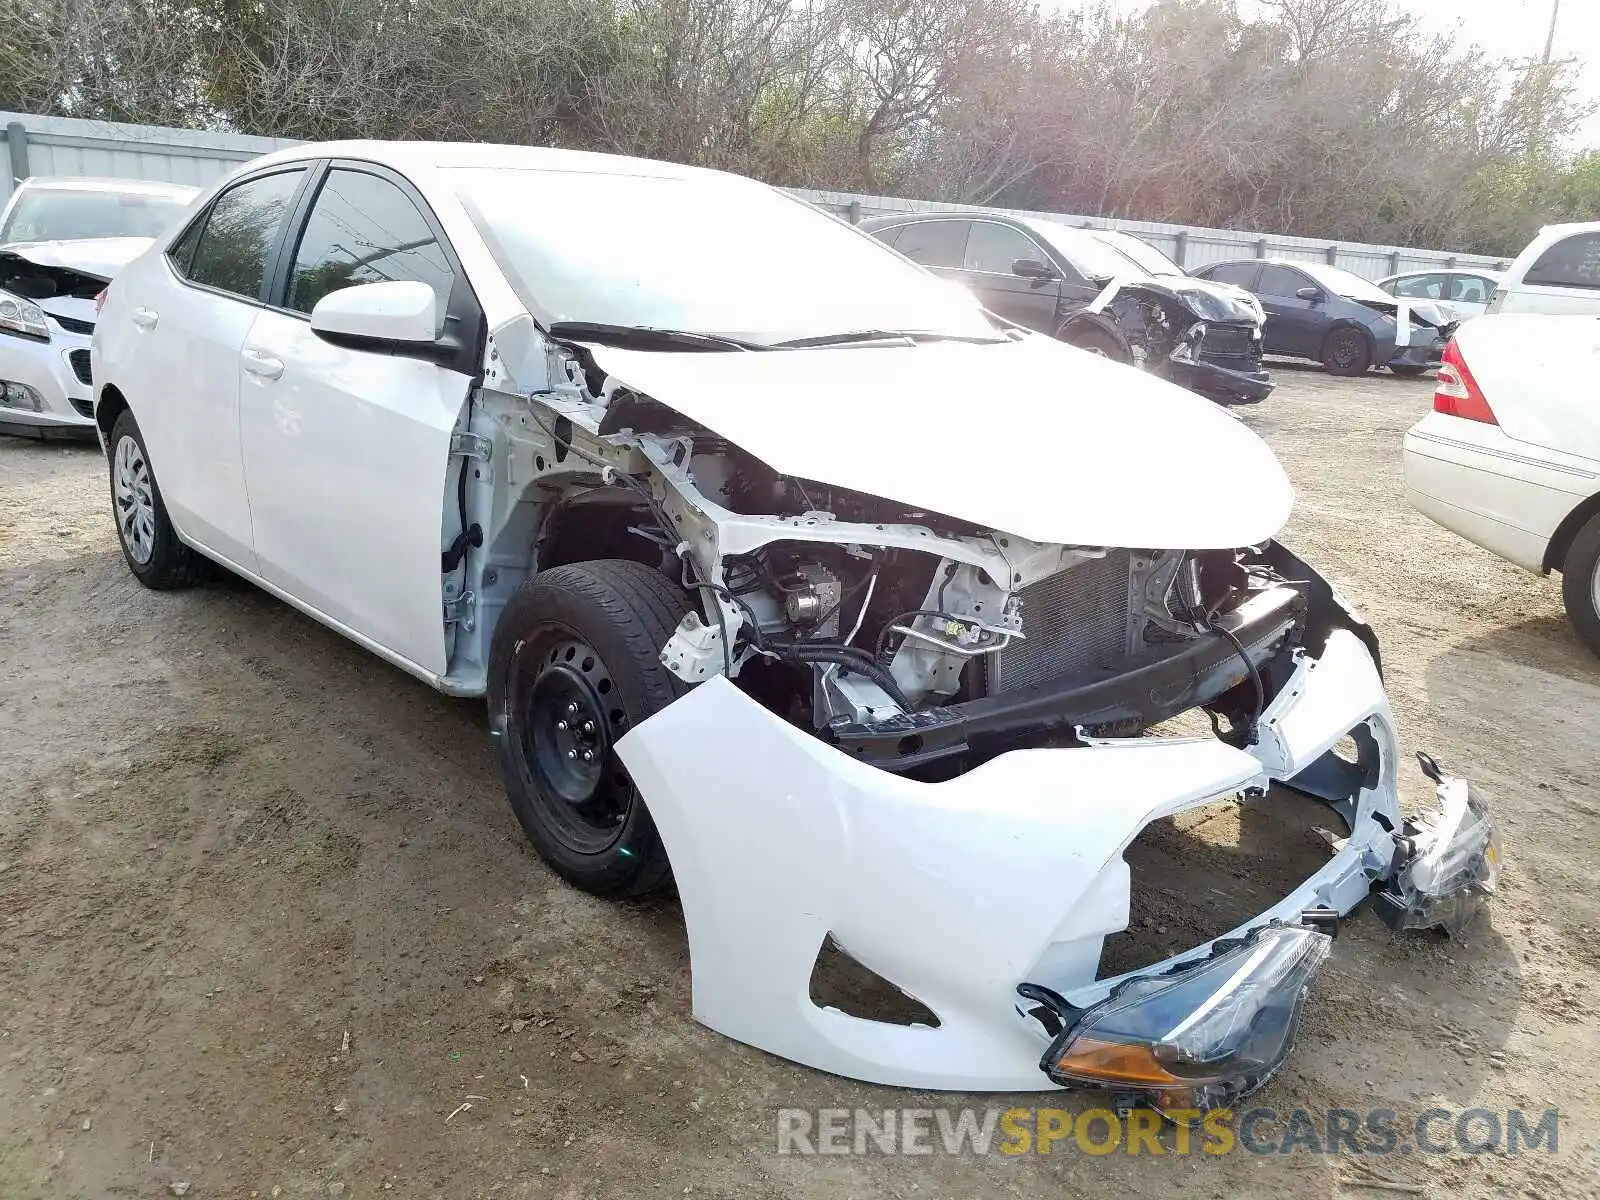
top-left (1322, 327), bottom-right (1372, 376)
top-left (488, 559), bottom-right (692, 898)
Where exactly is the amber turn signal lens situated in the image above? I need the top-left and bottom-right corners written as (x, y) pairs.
top-left (1051, 1036), bottom-right (1182, 1086)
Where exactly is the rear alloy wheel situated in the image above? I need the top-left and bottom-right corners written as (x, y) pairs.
top-left (108, 409), bottom-right (213, 589)
top-left (1321, 327), bottom-right (1372, 376)
top-left (1561, 511), bottom-right (1600, 658)
top-left (488, 560), bottom-right (691, 898)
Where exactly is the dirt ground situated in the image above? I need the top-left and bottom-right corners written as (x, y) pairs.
top-left (1, 366), bottom-right (1597, 1200)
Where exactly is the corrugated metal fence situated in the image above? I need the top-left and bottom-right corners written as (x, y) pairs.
top-left (3, 110), bottom-right (1507, 280)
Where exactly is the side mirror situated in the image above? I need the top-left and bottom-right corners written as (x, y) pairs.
top-left (1295, 286), bottom-right (1325, 303)
top-left (311, 280), bottom-right (439, 350)
top-left (1012, 258), bottom-right (1059, 281)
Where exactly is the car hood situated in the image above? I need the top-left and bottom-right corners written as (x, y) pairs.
top-left (583, 334), bottom-right (1293, 549)
top-left (0, 236), bottom-right (153, 283)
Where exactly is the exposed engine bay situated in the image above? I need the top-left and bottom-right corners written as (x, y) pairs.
top-left (454, 331), bottom-right (1325, 779)
top-left (444, 321), bottom-right (1496, 1102)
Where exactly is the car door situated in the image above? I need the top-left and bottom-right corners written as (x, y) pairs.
top-left (122, 166), bottom-right (311, 570)
top-left (951, 220), bottom-right (1061, 333)
top-left (1253, 264), bottom-right (1326, 358)
top-left (237, 161), bottom-right (482, 678)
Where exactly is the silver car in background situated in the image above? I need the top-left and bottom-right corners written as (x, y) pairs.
top-left (0, 177), bottom-right (197, 438)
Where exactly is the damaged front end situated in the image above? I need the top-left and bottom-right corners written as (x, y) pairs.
top-left (472, 326), bottom-right (1493, 1107)
top-left (1094, 279), bottom-right (1274, 404)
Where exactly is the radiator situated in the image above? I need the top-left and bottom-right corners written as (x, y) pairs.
top-left (991, 551), bottom-right (1133, 693)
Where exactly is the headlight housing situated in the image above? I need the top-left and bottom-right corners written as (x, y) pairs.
top-left (1035, 923), bottom-right (1330, 1119)
top-left (0, 289), bottom-right (50, 341)
top-left (1375, 776), bottom-right (1498, 936)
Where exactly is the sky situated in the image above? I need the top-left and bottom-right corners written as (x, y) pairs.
top-left (1383, 0), bottom-right (1599, 140)
top-left (1109, 0), bottom-right (1600, 145)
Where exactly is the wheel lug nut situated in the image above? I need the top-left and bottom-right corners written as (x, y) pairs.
top-left (582, 720), bottom-right (595, 734)
top-left (556, 720), bottom-right (568, 731)
top-left (566, 702), bottom-right (579, 714)
top-left (581, 750), bottom-right (594, 762)
top-left (566, 749), bottom-right (577, 759)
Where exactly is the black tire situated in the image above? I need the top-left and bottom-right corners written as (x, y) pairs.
top-left (487, 559), bottom-right (692, 898)
top-left (1389, 364), bottom-right (1429, 377)
top-left (1560, 511), bottom-right (1600, 658)
top-left (1321, 326), bottom-right (1372, 376)
top-left (107, 409), bottom-right (213, 589)
top-left (1057, 320), bottom-right (1131, 363)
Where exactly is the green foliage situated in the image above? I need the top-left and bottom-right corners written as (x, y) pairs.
top-left (1, 0), bottom-right (1593, 254)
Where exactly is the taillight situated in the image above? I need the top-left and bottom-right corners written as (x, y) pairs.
top-left (93, 288), bottom-right (108, 314)
top-left (1433, 338), bottom-right (1497, 425)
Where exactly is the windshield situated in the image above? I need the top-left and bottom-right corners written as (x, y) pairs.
top-left (0, 189), bottom-right (191, 244)
top-left (1022, 219), bottom-right (1146, 282)
top-left (1298, 262), bottom-right (1395, 304)
top-left (1093, 230), bottom-right (1183, 276)
top-left (452, 167), bottom-right (998, 345)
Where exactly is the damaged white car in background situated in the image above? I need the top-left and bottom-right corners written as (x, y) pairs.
top-left (91, 142), bottom-right (1499, 1119)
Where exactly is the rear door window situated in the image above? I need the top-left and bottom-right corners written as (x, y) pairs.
top-left (1392, 273), bottom-right (1447, 299)
top-left (894, 221), bottom-right (969, 270)
top-left (1524, 233), bottom-right (1600, 290)
top-left (185, 170), bottom-right (307, 301)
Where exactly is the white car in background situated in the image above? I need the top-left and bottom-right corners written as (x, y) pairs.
top-left (90, 140), bottom-right (1497, 1103)
top-left (0, 177), bottom-right (197, 438)
top-left (1403, 314), bottom-right (1600, 655)
top-left (1377, 269), bottom-right (1503, 321)
top-left (1487, 221), bottom-right (1600, 316)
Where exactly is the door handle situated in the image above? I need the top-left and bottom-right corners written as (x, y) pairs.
top-left (131, 307), bottom-right (158, 330)
top-left (241, 349), bottom-right (285, 381)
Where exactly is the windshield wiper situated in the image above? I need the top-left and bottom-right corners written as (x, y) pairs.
top-left (772, 329), bottom-right (1010, 349)
top-left (545, 321), bottom-right (764, 352)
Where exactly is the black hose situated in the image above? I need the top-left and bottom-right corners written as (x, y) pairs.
top-left (769, 642), bottom-right (914, 711)
top-left (1176, 553), bottom-right (1265, 742)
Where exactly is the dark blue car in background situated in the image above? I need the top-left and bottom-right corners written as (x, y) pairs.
top-left (1192, 258), bottom-right (1457, 376)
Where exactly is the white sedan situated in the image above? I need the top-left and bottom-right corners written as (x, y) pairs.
top-left (91, 140), bottom-right (1496, 1102)
top-left (1403, 314), bottom-right (1600, 655)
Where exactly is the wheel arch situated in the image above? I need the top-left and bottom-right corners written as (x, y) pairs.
top-left (1543, 489), bottom-right (1600, 574)
top-left (1054, 311), bottom-right (1133, 362)
top-left (1321, 318), bottom-right (1376, 356)
top-left (95, 383), bottom-right (130, 444)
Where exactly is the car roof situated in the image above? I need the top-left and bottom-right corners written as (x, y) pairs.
top-left (1377, 268), bottom-right (1503, 282)
top-left (13, 176), bottom-right (199, 200)
top-left (245, 139), bottom-right (726, 184)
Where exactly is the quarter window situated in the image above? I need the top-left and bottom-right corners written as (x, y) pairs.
top-left (1524, 232), bottom-right (1600, 290)
top-left (964, 222), bottom-right (1046, 275)
top-left (894, 221), bottom-right (969, 270)
top-left (286, 169), bottom-right (454, 324)
top-left (185, 170), bottom-right (306, 300)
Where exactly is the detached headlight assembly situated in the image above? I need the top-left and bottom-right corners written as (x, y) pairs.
top-left (1030, 923), bottom-right (1331, 1119)
top-left (0, 290), bottom-right (50, 341)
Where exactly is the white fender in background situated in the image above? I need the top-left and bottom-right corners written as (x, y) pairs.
top-left (615, 631), bottom-right (1405, 1091)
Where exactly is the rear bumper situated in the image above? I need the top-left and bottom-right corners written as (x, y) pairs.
top-left (1403, 415), bottom-right (1594, 572)
top-left (616, 624), bottom-right (1494, 1094)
